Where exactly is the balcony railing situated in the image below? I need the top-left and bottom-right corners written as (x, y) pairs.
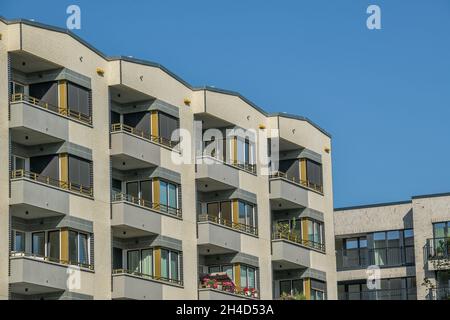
top-left (112, 268), bottom-right (183, 286)
top-left (112, 192), bottom-right (182, 218)
top-left (111, 123), bottom-right (178, 150)
top-left (336, 246), bottom-right (415, 270)
top-left (11, 93), bottom-right (92, 124)
top-left (197, 155), bottom-right (257, 174)
top-left (338, 288), bottom-right (417, 300)
top-left (272, 231), bottom-right (325, 252)
top-left (427, 287), bottom-right (450, 300)
top-left (198, 214), bottom-right (258, 236)
top-left (10, 251), bottom-right (94, 270)
top-left (424, 237), bottom-right (450, 261)
top-left (11, 170), bottom-right (93, 197)
top-left (269, 171), bottom-right (323, 194)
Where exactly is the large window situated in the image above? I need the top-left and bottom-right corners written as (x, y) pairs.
top-left (304, 159), bottom-right (323, 190)
top-left (68, 155), bottom-right (92, 188)
top-left (310, 280), bottom-right (326, 300)
top-left (158, 112), bottom-right (179, 143)
top-left (240, 265), bottom-right (256, 289)
top-left (433, 222), bottom-right (450, 258)
top-left (159, 180), bottom-right (179, 214)
top-left (123, 112), bottom-right (150, 134)
top-left (67, 82), bottom-right (90, 117)
top-left (126, 180), bottom-right (152, 203)
top-left (125, 249), bottom-right (154, 277)
top-left (12, 230), bottom-right (25, 252)
top-left (47, 230), bottom-right (60, 261)
top-left (160, 249), bottom-right (181, 282)
top-left (274, 219), bottom-right (301, 238)
top-left (30, 155), bottom-right (59, 180)
top-left (29, 81), bottom-right (58, 107)
top-left (338, 277), bottom-right (416, 300)
top-left (238, 200), bottom-right (256, 228)
top-left (69, 231), bottom-right (89, 266)
top-left (208, 265), bottom-right (234, 282)
top-left (280, 279), bottom-right (303, 296)
top-left (206, 201), bottom-right (232, 222)
top-left (235, 138), bottom-right (255, 166)
top-left (32, 232), bottom-right (45, 256)
top-left (306, 219), bottom-right (324, 247)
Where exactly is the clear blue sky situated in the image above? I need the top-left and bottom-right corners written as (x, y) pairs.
top-left (3, 0), bottom-right (450, 207)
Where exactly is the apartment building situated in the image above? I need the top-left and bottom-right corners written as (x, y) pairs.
top-left (0, 17), bottom-right (336, 300)
top-left (334, 192), bottom-right (450, 300)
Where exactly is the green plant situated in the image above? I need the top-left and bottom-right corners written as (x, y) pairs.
top-left (279, 292), bottom-right (307, 300)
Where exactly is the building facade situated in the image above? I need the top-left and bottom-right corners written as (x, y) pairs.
top-left (0, 18), bottom-right (336, 300)
top-left (334, 193), bottom-right (450, 300)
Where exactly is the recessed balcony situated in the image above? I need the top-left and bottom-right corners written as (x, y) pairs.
top-left (10, 252), bottom-right (94, 297)
top-left (112, 269), bottom-right (183, 300)
top-left (424, 237), bottom-right (450, 271)
top-left (111, 192), bottom-right (182, 238)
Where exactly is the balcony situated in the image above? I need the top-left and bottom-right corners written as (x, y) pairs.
top-left (11, 170), bottom-right (93, 197)
top-left (336, 246), bottom-right (415, 271)
top-left (427, 287), bottom-right (450, 300)
top-left (195, 156), bottom-right (241, 191)
top-left (112, 269), bottom-right (183, 300)
top-left (197, 214), bottom-right (258, 255)
top-left (338, 288), bottom-right (417, 300)
top-left (269, 175), bottom-right (310, 209)
top-left (111, 192), bottom-right (182, 238)
top-left (272, 233), bottom-right (325, 270)
top-left (11, 93), bottom-right (92, 125)
top-left (424, 238), bottom-right (450, 270)
top-left (10, 252), bottom-right (94, 297)
top-left (198, 272), bottom-right (259, 300)
top-left (270, 171), bottom-right (323, 193)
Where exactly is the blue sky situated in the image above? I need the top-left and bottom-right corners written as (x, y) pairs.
top-left (2, 0), bottom-right (450, 207)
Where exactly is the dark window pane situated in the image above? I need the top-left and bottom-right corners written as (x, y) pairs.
top-left (112, 179), bottom-right (122, 194)
top-left (29, 82), bottom-right (58, 107)
top-left (159, 112), bottom-right (178, 141)
top-left (69, 231), bottom-right (78, 263)
top-left (68, 156), bottom-right (91, 187)
top-left (221, 201), bottom-right (232, 222)
top-left (280, 280), bottom-right (291, 295)
top-left (123, 112), bottom-right (150, 133)
top-left (48, 231), bottom-right (60, 261)
top-left (279, 159), bottom-right (299, 181)
top-left (126, 182), bottom-right (139, 198)
top-left (207, 202), bottom-right (219, 218)
top-left (306, 159), bottom-right (323, 187)
top-left (292, 279), bottom-right (303, 295)
top-left (67, 82), bottom-right (90, 116)
top-left (111, 111), bottom-right (120, 124)
top-left (32, 232), bottom-right (45, 256)
top-left (127, 250), bottom-right (140, 273)
top-left (113, 247), bottom-right (123, 270)
top-left (140, 180), bottom-right (152, 202)
top-left (30, 155), bottom-right (59, 180)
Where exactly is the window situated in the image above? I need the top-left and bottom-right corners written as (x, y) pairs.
top-left (206, 201), bottom-right (232, 222)
top-left (126, 180), bottom-right (152, 203)
top-left (11, 155), bottom-right (26, 171)
top-left (159, 180), bottom-right (179, 214)
top-left (32, 232), bottom-right (45, 257)
top-left (125, 249), bottom-right (153, 276)
top-left (10, 81), bottom-right (25, 96)
top-left (310, 280), bottom-right (326, 300)
top-left (141, 249), bottom-right (153, 276)
top-left (240, 265), bottom-right (257, 289)
top-left (69, 231), bottom-right (89, 266)
top-left (112, 179), bottom-right (122, 194)
top-left (123, 112), bottom-right (150, 133)
top-left (238, 200), bottom-right (256, 229)
top-left (160, 249), bottom-right (180, 281)
top-left (30, 155), bottom-right (59, 180)
top-left (47, 231), bottom-right (60, 261)
top-left (158, 112), bottom-right (179, 143)
top-left (127, 250), bottom-right (140, 273)
top-left (236, 138), bottom-right (255, 166)
top-left (306, 219), bottom-right (324, 247)
top-left (12, 230), bottom-right (25, 252)
top-left (67, 82), bottom-right (90, 117)
top-left (68, 155), bottom-right (92, 188)
top-left (113, 247), bottom-right (123, 270)
top-left (208, 265), bottom-right (233, 281)
top-left (304, 159), bottom-right (323, 189)
top-left (29, 81), bottom-right (58, 107)
top-left (280, 279), bottom-right (304, 296)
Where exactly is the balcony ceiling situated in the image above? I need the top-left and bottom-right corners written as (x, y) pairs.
top-left (10, 50), bottom-right (62, 73)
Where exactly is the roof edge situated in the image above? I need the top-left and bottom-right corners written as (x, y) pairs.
top-left (0, 16), bottom-right (331, 138)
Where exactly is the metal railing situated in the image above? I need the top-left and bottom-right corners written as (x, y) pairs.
top-left (197, 155), bottom-right (257, 174)
top-left (269, 171), bottom-right (323, 194)
top-left (10, 251), bottom-right (94, 270)
top-left (11, 170), bottom-right (93, 197)
top-left (427, 287), bottom-right (450, 300)
top-left (425, 237), bottom-right (450, 261)
top-left (272, 232), bottom-right (326, 252)
top-left (198, 214), bottom-right (258, 236)
top-left (112, 268), bottom-right (183, 286)
top-left (112, 192), bottom-right (182, 218)
top-left (336, 246), bottom-right (415, 270)
top-left (338, 288), bottom-right (417, 300)
top-left (111, 123), bottom-right (178, 149)
top-left (11, 93), bottom-right (92, 124)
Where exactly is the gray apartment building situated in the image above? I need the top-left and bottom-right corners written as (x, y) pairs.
top-left (0, 17), bottom-right (337, 300)
top-left (334, 192), bottom-right (450, 300)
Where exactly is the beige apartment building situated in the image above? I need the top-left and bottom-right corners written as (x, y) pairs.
top-left (334, 192), bottom-right (450, 300)
top-left (0, 17), bottom-right (336, 300)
